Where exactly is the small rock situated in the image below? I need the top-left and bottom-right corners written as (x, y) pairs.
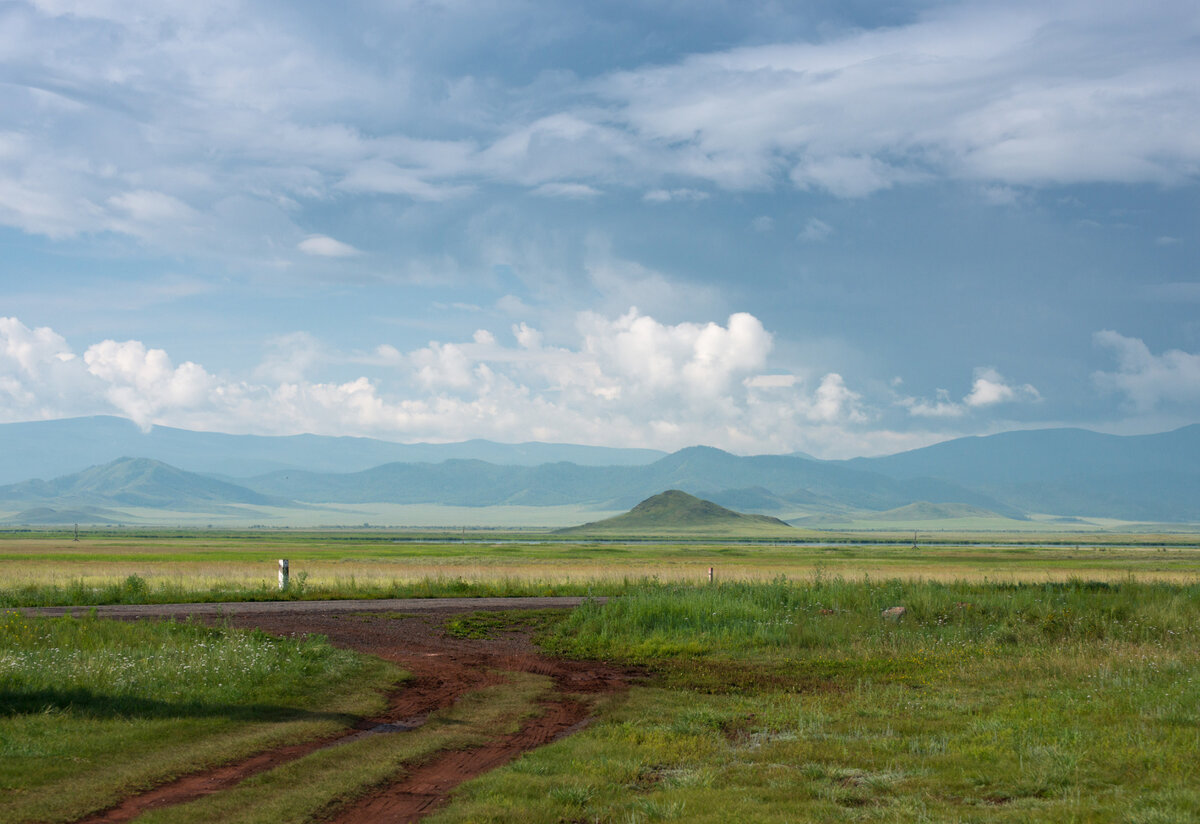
top-left (881, 606), bottom-right (906, 620)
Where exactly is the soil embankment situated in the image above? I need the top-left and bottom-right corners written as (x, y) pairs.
top-left (42, 598), bottom-right (626, 824)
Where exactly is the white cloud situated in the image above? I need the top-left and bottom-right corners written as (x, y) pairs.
top-left (809, 373), bottom-right (867, 423)
top-left (965, 367), bottom-right (1041, 407)
top-left (337, 162), bottom-right (476, 201)
top-left (108, 190), bottom-right (196, 224)
top-left (411, 341), bottom-right (475, 390)
top-left (532, 182), bottom-right (602, 199)
top-left (643, 188), bottom-right (709, 203)
top-left (751, 216), bottom-right (774, 232)
top-left (513, 323), bottom-right (542, 350)
top-left (745, 374), bottom-right (797, 389)
top-left (899, 368), bottom-right (1040, 417)
top-left (791, 156), bottom-right (910, 198)
top-left (297, 235), bottom-right (362, 258)
top-left (1093, 330), bottom-right (1200, 411)
top-left (83, 339), bottom-right (215, 430)
top-left (600, 3), bottom-right (1200, 194)
top-left (797, 217), bottom-right (833, 242)
top-left (0, 311), bottom-right (891, 455)
top-left (1, 0), bottom-right (1197, 261)
top-left (900, 389), bottom-right (966, 419)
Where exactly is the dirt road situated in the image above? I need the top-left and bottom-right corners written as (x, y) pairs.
top-left (26, 597), bottom-right (627, 824)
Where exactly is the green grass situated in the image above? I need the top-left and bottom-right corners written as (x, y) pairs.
top-left (0, 572), bottom-right (601, 608)
top-left (431, 579), bottom-right (1200, 823)
top-left (0, 613), bottom-right (404, 824)
top-left (4, 530), bottom-right (1200, 609)
top-left (445, 609), bottom-right (569, 640)
top-left (133, 671), bottom-right (554, 824)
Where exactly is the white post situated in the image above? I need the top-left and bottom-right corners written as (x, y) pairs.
top-left (278, 559), bottom-right (289, 591)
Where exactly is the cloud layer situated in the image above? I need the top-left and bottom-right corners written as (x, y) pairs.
top-left (1, 1), bottom-right (1197, 258)
top-left (0, 311), bottom-right (1008, 457)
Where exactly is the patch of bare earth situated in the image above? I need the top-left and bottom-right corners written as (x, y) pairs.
top-left (72, 602), bottom-right (630, 824)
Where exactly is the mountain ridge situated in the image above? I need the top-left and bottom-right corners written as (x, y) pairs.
top-left (0, 416), bottom-right (668, 484)
top-left (1, 420), bottom-right (1198, 523)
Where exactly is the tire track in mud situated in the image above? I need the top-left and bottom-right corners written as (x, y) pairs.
top-left (331, 696), bottom-right (592, 824)
top-left (70, 602), bottom-right (629, 824)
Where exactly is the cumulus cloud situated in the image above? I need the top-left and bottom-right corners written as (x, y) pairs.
top-left (965, 367), bottom-right (1039, 407)
top-left (298, 235), bottom-right (361, 258)
top-left (899, 367), bottom-right (1040, 417)
top-left (83, 339), bottom-right (215, 430)
top-left (809, 374), bottom-right (867, 423)
top-left (900, 389), bottom-right (966, 419)
top-left (0, 311), bottom-right (891, 454)
top-left (1093, 330), bottom-right (1200, 411)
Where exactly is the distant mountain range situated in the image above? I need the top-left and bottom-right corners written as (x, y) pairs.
top-left (0, 416), bottom-right (666, 484)
top-left (1, 417), bottom-right (1197, 525)
top-left (842, 425), bottom-right (1200, 521)
top-left (0, 457), bottom-right (286, 516)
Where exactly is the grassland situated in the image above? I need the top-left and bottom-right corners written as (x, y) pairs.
top-left (0, 612), bottom-right (404, 824)
top-left (2, 529), bottom-right (1199, 608)
top-left (132, 672), bottom-right (554, 824)
top-left (4, 526), bottom-right (1199, 822)
top-left (434, 579), bottom-right (1200, 823)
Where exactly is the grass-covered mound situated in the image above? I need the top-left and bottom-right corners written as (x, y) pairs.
top-left (435, 578), bottom-right (1200, 823)
top-left (558, 489), bottom-right (795, 537)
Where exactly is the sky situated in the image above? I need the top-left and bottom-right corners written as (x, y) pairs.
top-left (0, 0), bottom-right (1198, 458)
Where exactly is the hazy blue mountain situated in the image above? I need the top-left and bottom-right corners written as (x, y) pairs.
top-left (1, 506), bottom-right (121, 525)
top-left (846, 425), bottom-right (1200, 521)
top-left (2, 420), bottom-right (1197, 522)
top-left (0, 416), bottom-right (667, 484)
top-left (242, 445), bottom-right (1016, 514)
top-left (847, 425), bottom-right (1200, 484)
top-left (0, 457), bottom-right (287, 512)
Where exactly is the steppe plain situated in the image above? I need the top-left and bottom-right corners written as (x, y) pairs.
top-left (4, 527), bottom-right (1199, 823)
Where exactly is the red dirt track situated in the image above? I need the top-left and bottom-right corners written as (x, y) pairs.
top-left (38, 598), bottom-right (630, 824)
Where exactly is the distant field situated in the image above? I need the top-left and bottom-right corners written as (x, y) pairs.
top-left (0, 503), bottom-right (628, 529)
top-left (2, 529), bottom-right (1198, 607)
top-left (5, 499), bottom-right (1200, 532)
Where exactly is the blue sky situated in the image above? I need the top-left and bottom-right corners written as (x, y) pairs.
top-left (0, 0), bottom-right (1197, 457)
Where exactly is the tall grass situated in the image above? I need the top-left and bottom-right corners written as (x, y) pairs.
top-left (0, 610), bottom-right (369, 712)
top-left (0, 573), bottom-right (614, 608)
top-left (437, 578), bottom-right (1200, 823)
top-left (1, 612), bottom-right (403, 824)
top-left (544, 576), bottom-right (1200, 661)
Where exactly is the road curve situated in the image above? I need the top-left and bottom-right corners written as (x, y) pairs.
top-left (19, 595), bottom-right (606, 619)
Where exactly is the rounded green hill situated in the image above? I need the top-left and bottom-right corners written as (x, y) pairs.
top-left (557, 489), bottom-right (795, 537)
